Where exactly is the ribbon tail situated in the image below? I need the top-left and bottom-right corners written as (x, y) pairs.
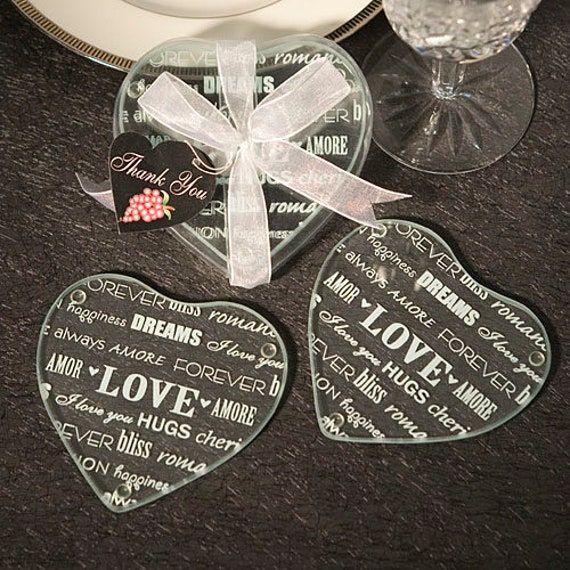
top-left (255, 141), bottom-right (410, 226)
top-left (227, 150), bottom-right (271, 288)
top-left (216, 41), bottom-right (256, 132)
top-left (76, 174), bottom-right (116, 211)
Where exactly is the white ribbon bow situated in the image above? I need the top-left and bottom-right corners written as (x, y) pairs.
top-left (80, 40), bottom-right (409, 288)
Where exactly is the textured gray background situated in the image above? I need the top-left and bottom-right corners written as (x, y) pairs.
top-left (0, 0), bottom-right (568, 567)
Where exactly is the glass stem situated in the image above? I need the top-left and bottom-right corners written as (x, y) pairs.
top-left (431, 59), bottom-right (465, 99)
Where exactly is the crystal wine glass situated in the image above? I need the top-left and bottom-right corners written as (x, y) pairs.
top-left (364, 0), bottom-right (542, 173)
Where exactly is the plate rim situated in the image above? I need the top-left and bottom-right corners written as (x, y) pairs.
top-left (11, 0), bottom-right (383, 72)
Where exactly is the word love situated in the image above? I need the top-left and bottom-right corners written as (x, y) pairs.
top-left (360, 303), bottom-right (452, 388)
top-left (96, 366), bottom-right (199, 419)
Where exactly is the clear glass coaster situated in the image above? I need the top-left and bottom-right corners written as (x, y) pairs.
top-left (309, 221), bottom-right (551, 443)
top-left (37, 274), bottom-right (288, 511)
top-left (114, 35), bottom-right (372, 276)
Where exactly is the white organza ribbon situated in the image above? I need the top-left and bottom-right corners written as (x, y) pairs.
top-left (79, 40), bottom-right (409, 288)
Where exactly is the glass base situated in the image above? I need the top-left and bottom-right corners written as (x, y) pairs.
top-left (364, 35), bottom-right (535, 174)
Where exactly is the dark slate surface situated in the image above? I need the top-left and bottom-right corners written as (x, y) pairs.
top-left (0, 1), bottom-right (568, 567)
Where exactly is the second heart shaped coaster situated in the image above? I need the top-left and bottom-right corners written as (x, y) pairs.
top-left (309, 221), bottom-right (551, 444)
top-left (37, 274), bottom-right (288, 512)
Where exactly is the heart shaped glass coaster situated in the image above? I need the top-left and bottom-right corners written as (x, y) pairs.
top-left (309, 221), bottom-right (551, 443)
top-left (114, 35), bottom-right (372, 276)
top-left (37, 274), bottom-right (288, 512)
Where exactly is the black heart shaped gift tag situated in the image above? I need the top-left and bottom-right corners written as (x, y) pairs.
top-left (37, 274), bottom-right (288, 512)
top-left (109, 133), bottom-right (216, 233)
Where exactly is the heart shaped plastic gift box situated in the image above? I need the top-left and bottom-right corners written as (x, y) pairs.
top-left (114, 35), bottom-right (372, 277)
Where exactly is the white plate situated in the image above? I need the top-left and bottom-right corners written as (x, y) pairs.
top-left (123, 0), bottom-right (280, 18)
top-left (13, 0), bottom-right (382, 71)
